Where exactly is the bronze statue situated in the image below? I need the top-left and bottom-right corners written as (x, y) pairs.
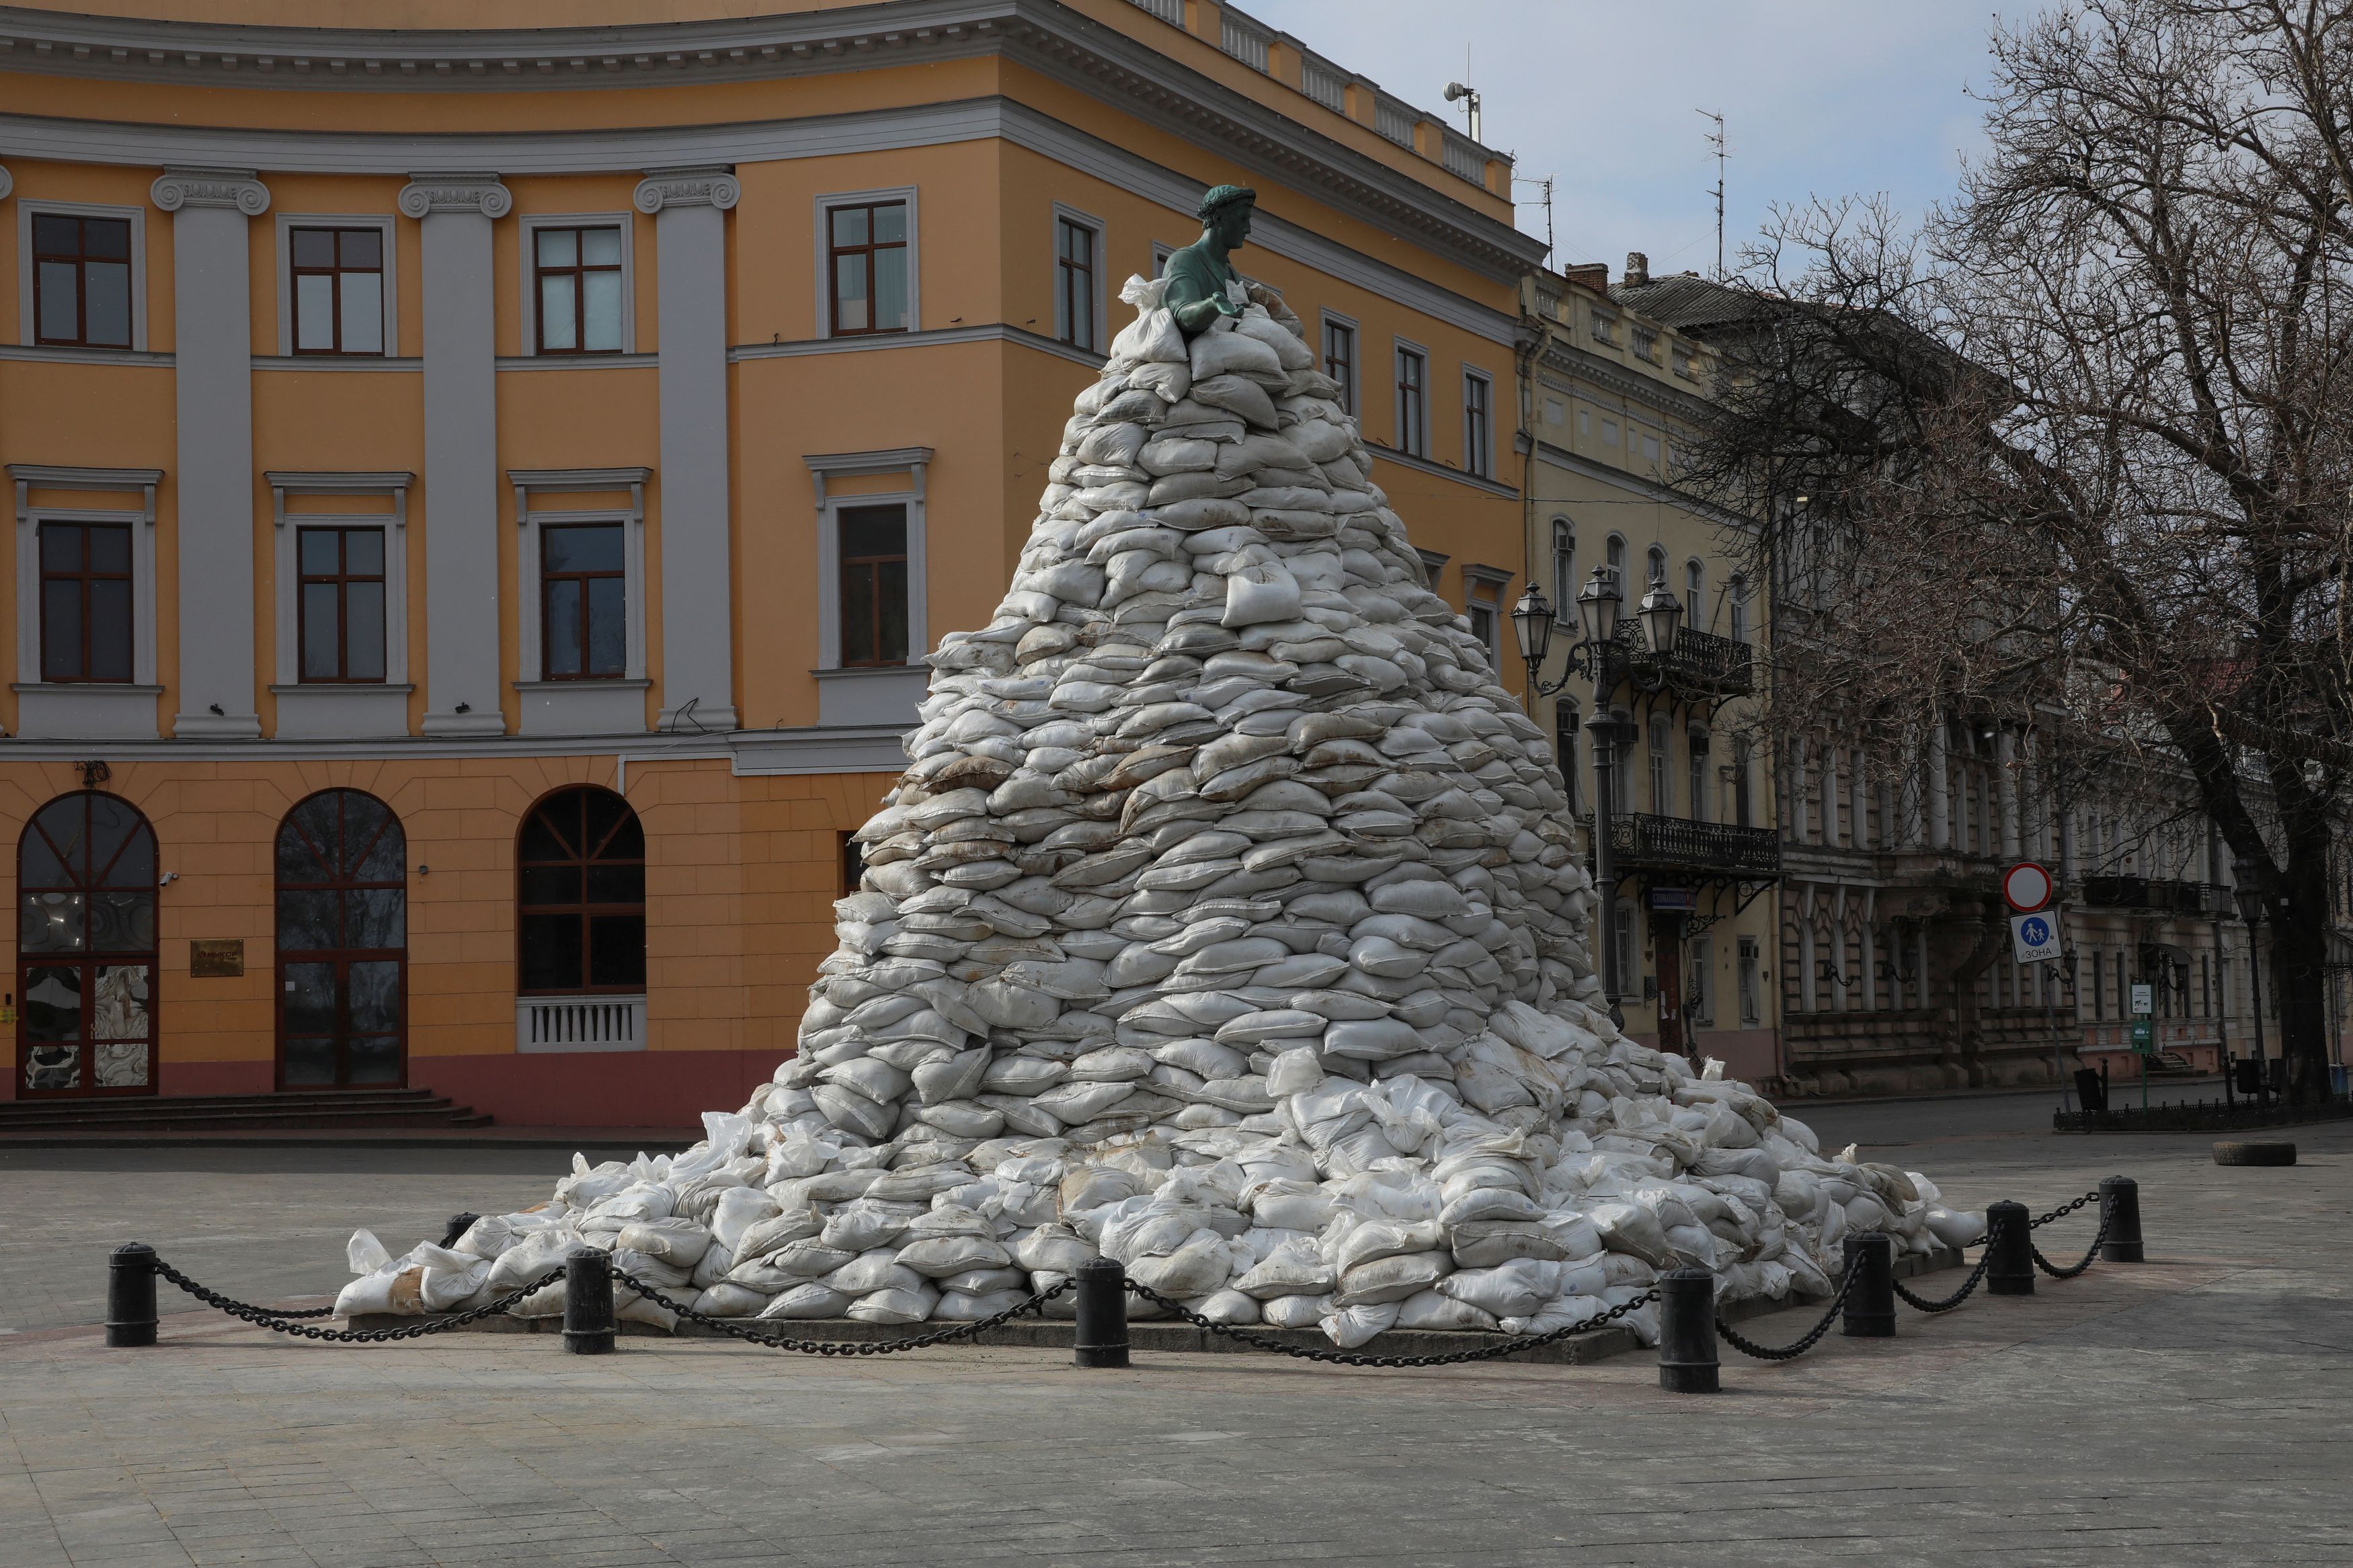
top-left (1163, 183), bottom-right (1257, 338)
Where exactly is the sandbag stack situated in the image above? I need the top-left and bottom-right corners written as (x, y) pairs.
top-left (339, 278), bottom-right (1980, 1347)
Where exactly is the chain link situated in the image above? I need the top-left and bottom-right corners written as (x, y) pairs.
top-left (1714, 1258), bottom-right (1862, 1360)
top-left (1892, 1249), bottom-right (1992, 1313)
top-left (154, 1259), bottom-right (567, 1343)
top-left (1119, 1278), bottom-right (1659, 1368)
top-left (607, 1269), bottom-right (1074, 1354)
top-left (2032, 1208), bottom-right (2112, 1278)
top-left (2029, 1190), bottom-right (2098, 1229)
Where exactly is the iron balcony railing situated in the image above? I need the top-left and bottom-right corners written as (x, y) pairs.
top-left (1599, 624), bottom-right (1754, 698)
top-left (2077, 876), bottom-right (2226, 916)
top-left (1610, 813), bottom-right (1782, 876)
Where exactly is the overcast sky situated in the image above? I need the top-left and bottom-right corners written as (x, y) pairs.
top-left (1244, 0), bottom-right (2049, 281)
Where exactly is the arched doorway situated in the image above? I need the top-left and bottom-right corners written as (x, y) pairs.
top-left (276, 789), bottom-right (406, 1088)
top-left (17, 791), bottom-right (159, 1096)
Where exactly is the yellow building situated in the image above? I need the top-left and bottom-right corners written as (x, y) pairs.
top-left (0, 0), bottom-right (1541, 1122)
top-left (1511, 255), bottom-right (1782, 1083)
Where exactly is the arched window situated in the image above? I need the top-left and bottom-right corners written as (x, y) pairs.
top-left (518, 786), bottom-right (645, 994)
top-left (17, 791), bottom-right (157, 1096)
top-left (1646, 543), bottom-right (1669, 591)
top-left (1728, 573), bottom-right (1749, 643)
top-left (1605, 534), bottom-right (1627, 595)
top-left (1648, 713), bottom-right (1673, 815)
top-left (1685, 559), bottom-right (1705, 630)
top-left (276, 790), bottom-right (405, 1088)
top-left (1550, 519), bottom-right (1575, 620)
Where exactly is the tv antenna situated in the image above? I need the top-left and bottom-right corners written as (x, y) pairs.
top-left (1513, 174), bottom-right (1555, 261)
top-left (1698, 109), bottom-right (1728, 279)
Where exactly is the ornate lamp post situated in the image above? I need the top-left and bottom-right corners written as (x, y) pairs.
top-left (1513, 567), bottom-right (1661, 1025)
top-left (2233, 853), bottom-right (2270, 1106)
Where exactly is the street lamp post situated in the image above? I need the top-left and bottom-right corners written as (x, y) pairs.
top-left (1513, 568), bottom-right (1682, 1028)
top-left (2233, 854), bottom-right (2270, 1108)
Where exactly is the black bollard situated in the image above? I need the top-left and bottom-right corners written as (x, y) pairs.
top-left (105, 1241), bottom-right (158, 1348)
top-left (1072, 1257), bottom-right (1129, 1369)
top-left (1656, 1267), bottom-right (1720, 1393)
top-left (1985, 1200), bottom-right (2034, 1296)
top-left (2099, 1175), bottom-right (2144, 1263)
top-left (439, 1212), bottom-right (481, 1249)
top-left (1842, 1232), bottom-right (1897, 1337)
top-left (563, 1247), bottom-right (616, 1355)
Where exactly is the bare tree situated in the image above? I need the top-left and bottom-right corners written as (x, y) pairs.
top-left (1672, 0), bottom-right (2353, 1096)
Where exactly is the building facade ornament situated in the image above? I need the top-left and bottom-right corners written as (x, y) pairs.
top-left (397, 173), bottom-right (513, 219)
top-left (151, 167), bottom-right (270, 215)
top-left (633, 167), bottom-right (740, 214)
top-left (0, 163), bottom-right (12, 203)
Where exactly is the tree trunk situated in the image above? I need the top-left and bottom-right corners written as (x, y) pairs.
top-left (2274, 841), bottom-right (2336, 1102)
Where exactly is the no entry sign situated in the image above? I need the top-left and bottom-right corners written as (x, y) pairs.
top-left (2002, 861), bottom-right (2053, 913)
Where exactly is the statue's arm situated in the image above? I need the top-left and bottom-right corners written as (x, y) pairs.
top-left (1163, 249), bottom-right (1238, 338)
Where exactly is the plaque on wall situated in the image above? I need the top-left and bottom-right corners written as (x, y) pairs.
top-left (190, 939), bottom-right (245, 978)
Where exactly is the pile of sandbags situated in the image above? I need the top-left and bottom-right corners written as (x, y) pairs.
top-left (337, 278), bottom-right (1976, 1348)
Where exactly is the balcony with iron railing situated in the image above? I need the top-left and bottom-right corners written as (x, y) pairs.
top-left (1609, 813), bottom-right (1782, 878)
top-left (2077, 876), bottom-right (2227, 917)
top-left (1610, 622), bottom-right (1753, 698)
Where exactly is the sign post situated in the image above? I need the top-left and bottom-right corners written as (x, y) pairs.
top-left (2003, 861), bottom-right (2069, 1111)
top-left (2130, 983), bottom-right (2155, 1110)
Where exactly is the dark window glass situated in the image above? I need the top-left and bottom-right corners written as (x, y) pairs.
top-left (1056, 217), bottom-right (1097, 350)
top-left (273, 791), bottom-right (405, 1089)
top-left (1397, 347), bottom-right (1427, 456)
top-left (31, 214), bottom-right (133, 349)
top-left (1464, 372), bottom-right (1492, 477)
top-left (838, 505), bottom-right (909, 667)
top-left (17, 792), bottom-right (158, 1096)
top-left (828, 200), bottom-right (910, 335)
top-left (534, 225), bottom-right (624, 354)
top-left (1323, 320), bottom-right (1355, 413)
top-left (517, 786), bottom-right (647, 994)
top-left (541, 523), bottom-right (627, 679)
top-left (290, 226), bottom-right (386, 356)
top-left (296, 526), bottom-right (388, 682)
top-left (37, 522), bottom-right (134, 683)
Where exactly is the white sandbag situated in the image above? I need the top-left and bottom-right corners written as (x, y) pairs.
top-left (1321, 1299), bottom-right (1402, 1348)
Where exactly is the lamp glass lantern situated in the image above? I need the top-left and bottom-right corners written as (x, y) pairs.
top-left (1638, 575), bottom-right (1683, 654)
top-left (1577, 566), bottom-right (1622, 647)
top-left (2232, 855), bottom-right (2264, 924)
top-left (1510, 585), bottom-right (1554, 670)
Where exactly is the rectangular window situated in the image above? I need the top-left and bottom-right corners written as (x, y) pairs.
top-left (838, 504), bottom-right (910, 666)
top-left (1322, 317), bottom-right (1357, 414)
top-left (1687, 733), bottom-right (1710, 823)
top-left (1554, 706), bottom-right (1579, 814)
top-left (1648, 717), bottom-right (1673, 815)
top-left (38, 522), bottom-right (134, 683)
top-left (1738, 937), bottom-right (1761, 1025)
top-left (534, 225), bottom-right (625, 354)
top-left (1732, 739), bottom-right (1753, 827)
top-left (32, 214), bottom-right (133, 349)
top-left (2093, 950), bottom-right (2106, 1021)
top-left (1468, 600), bottom-right (1496, 657)
top-left (1690, 936), bottom-right (1715, 1026)
top-left (1396, 345), bottom-right (1428, 457)
top-left (1463, 370), bottom-right (1493, 479)
top-left (290, 226), bottom-right (385, 356)
top-left (541, 522), bottom-right (627, 678)
top-left (1055, 216), bottom-right (1099, 352)
top-left (828, 200), bottom-right (910, 336)
top-left (296, 526), bottom-right (387, 682)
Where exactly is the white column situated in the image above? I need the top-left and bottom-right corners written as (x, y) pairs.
top-left (401, 175), bottom-right (512, 735)
top-left (153, 169), bottom-right (268, 739)
top-left (636, 169), bottom-right (741, 733)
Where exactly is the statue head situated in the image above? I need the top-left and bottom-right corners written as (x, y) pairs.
top-left (1197, 183), bottom-right (1257, 251)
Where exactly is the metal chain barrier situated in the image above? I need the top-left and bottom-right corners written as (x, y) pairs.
top-left (2031, 1208), bottom-right (2112, 1278)
top-left (1120, 1278), bottom-right (1659, 1368)
top-left (2029, 1190), bottom-right (2097, 1229)
top-left (607, 1268), bottom-right (1074, 1356)
top-left (154, 1258), bottom-right (567, 1343)
top-left (1892, 1249), bottom-right (1992, 1313)
top-left (1714, 1259), bottom-right (1862, 1360)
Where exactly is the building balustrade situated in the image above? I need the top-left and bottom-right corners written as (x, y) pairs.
top-left (1610, 813), bottom-right (1782, 876)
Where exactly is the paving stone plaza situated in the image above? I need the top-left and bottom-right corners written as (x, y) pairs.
top-left (3, 1096), bottom-right (2344, 1568)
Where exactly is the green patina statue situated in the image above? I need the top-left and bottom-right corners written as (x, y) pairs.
top-left (1163, 183), bottom-right (1257, 338)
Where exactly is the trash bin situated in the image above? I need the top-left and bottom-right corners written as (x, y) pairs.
top-left (2233, 1059), bottom-right (2264, 1097)
top-left (2073, 1067), bottom-right (2107, 1113)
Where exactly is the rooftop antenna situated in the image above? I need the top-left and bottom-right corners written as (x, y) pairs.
top-left (1445, 79), bottom-right (1482, 143)
top-left (1698, 108), bottom-right (1727, 280)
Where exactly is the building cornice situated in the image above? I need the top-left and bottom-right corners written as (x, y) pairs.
top-left (1535, 337), bottom-right (1717, 424)
top-left (0, 0), bottom-right (1540, 283)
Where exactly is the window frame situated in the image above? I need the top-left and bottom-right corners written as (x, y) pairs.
top-left (836, 503), bottom-right (913, 669)
top-left (516, 785), bottom-right (647, 998)
top-left (1648, 713), bottom-right (1674, 815)
top-left (1464, 564), bottom-right (1511, 667)
top-left (814, 187), bottom-right (920, 341)
top-left (813, 461), bottom-right (929, 673)
top-left (36, 519), bottom-right (136, 685)
top-left (1320, 310), bottom-right (1359, 415)
top-left (1550, 518), bottom-right (1576, 624)
top-left (1461, 366), bottom-right (1494, 479)
top-left (273, 214), bottom-right (396, 359)
top-left (515, 212), bottom-right (635, 359)
top-left (17, 200), bottom-right (147, 352)
top-left (509, 470), bottom-right (649, 688)
top-left (1685, 559), bottom-right (1706, 630)
top-left (266, 472), bottom-right (412, 702)
top-left (1737, 936), bottom-right (1762, 1025)
top-left (1687, 727), bottom-right (1711, 823)
top-left (1050, 204), bottom-right (1105, 354)
top-left (537, 520), bottom-right (631, 682)
top-left (1689, 934), bottom-right (1715, 1026)
top-left (294, 524), bottom-right (391, 684)
top-left (15, 790), bottom-right (160, 1098)
top-left (1554, 701), bottom-right (1581, 815)
top-left (1394, 339), bottom-right (1429, 458)
top-left (11, 480), bottom-right (160, 698)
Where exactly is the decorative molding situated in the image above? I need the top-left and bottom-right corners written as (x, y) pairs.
top-left (508, 468), bottom-right (651, 695)
top-left (0, 344), bottom-right (173, 368)
top-left (508, 467), bottom-right (654, 496)
top-left (1366, 443), bottom-right (1520, 500)
top-left (633, 165), bottom-right (739, 213)
top-left (732, 321), bottom-right (1103, 370)
top-left (397, 173), bottom-right (511, 220)
top-left (151, 166), bottom-right (270, 215)
top-left (268, 470), bottom-right (413, 698)
top-left (496, 352), bottom-right (656, 371)
top-left (0, 161), bottom-right (10, 202)
top-left (803, 447), bottom-right (935, 509)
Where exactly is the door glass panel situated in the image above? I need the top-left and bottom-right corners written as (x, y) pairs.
top-left (277, 889), bottom-right (340, 950)
top-left (520, 913), bottom-right (583, 991)
top-left (93, 964), bottom-right (149, 1041)
top-left (282, 962), bottom-right (337, 1035)
top-left (24, 1042), bottom-right (80, 1094)
top-left (344, 887), bottom-right (405, 949)
top-left (348, 960), bottom-right (401, 1032)
top-left (520, 864), bottom-right (579, 904)
top-left (24, 964), bottom-right (83, 1040)
top-left (282, 1036), bottom-right (335, 1086)
top-left (87, 891), bottom-right (153, 953)
top-left (584, 863), bottom-right (644, 903)
top-left (346, 1036), bottom-right (400, 1085)
top-left (21, 891), bottom-right (86, 953)
top-left (352, 813), bottom-right (405, 883)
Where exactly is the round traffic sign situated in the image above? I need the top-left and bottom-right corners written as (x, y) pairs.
top-left (2003, 861), bottom-right (2053, 913)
